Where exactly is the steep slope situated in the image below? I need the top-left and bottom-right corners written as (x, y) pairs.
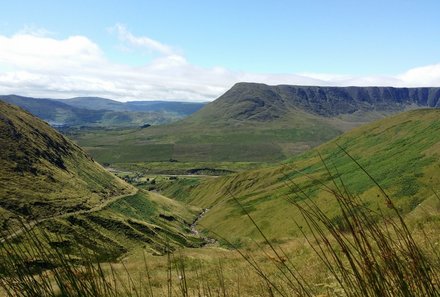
top-left (0, 100), bottom-right (133, 228)
top-left (0, 101), bottom-right (203, 257)
top-left (190, 83), bottom-right (440, 123)
top-left (32, 190), bottom-right (204, 259)
top-left (161, 109), bottom-right (440, 242)
top-left (73, 83), bottom-right (440, 164)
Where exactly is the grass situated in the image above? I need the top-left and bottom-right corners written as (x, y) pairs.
top-left (1, 151), bottom-right (439, 296)
top-left (1, 102), bottom-right (439, 295)
top-left (66, 107), bottom-right (352, 163)
top-left (64, 84), bottom-right (427, 164)
top-left (170, 109), bottom-right (440, 241)
top-left (105, 162), bottom-right (271, 204)
top-left (0, 101), bottom-right (133, 234)
top-left (279, 151), bottom-right (440, 296)
top-left (1, 189), bottom-right (205, 269)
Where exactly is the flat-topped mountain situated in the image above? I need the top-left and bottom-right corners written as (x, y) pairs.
top-left (74, 83), bottom-right (440, 163)
top-left (0, 101), bottom-right (133, 229)
top-left (188, 83), bottom-right (440, 123)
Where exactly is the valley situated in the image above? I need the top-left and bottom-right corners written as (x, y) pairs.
top-left (67, 84), bottom-right (440, 164)
top-left (2, 2), bottom-right (440, 295)
top-left (1, 83), bottom-right (439, 296)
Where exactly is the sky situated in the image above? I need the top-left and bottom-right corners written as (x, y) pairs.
top-left (1, 0), bottom-right (440, 101)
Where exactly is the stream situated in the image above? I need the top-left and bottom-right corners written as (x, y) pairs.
top-left (190, 208), bottom-right (217, 245)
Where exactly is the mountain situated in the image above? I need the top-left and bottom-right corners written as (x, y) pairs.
top-left (0, 100), bottom-right (132, 228)
top-left (189, 83), bottom-right (440, 122)
top-left (72, 83), bottom-right (440, 164)
top-left (61, 97), bottom-right (206, 115)
top-left (0, 101), bottom-right (203, 258)
top-left (0, 95), bottom-right (102, 126)
top-left (0, 95), bottom-right (204, 128)
top-left (161, 108), bottom-right (440, 242)
top-left (57, 97), bottom-right (126, 111)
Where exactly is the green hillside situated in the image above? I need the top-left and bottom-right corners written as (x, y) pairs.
top-left (27, 190), bottom-right (203, 261)
top-left (0, 100), bottom-right (134, 229)
top-left (0, 101), bottom-right (203, 259)
top-left (71, 83), bottom-right (440, 164)
top-left (160, 109), bottom-right (440, 242)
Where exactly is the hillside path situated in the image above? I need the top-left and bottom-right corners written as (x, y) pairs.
top-left (1, 187), bottom-right (139, 243)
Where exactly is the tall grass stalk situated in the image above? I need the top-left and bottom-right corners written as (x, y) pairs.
top-left (280, 149), bottom-right (440, 296)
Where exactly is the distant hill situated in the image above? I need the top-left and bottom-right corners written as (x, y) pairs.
top-left (73, 83), bottom-right (440, 163)
top-left (57, 97), bottom-right (126, 111)
top-left (61, 97), bottom-right (206, 115)
top-left (0, 100), bottom-right (133, 229)
top-left (164, 109), bottom-right (440, 241)
top-left (0, 95), bottom-right (102, 126)
top-left (0, 95), bottom-right (205, 128)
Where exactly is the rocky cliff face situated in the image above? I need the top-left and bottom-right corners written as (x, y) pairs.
top-left (204, 83), bottom-right (440, 121)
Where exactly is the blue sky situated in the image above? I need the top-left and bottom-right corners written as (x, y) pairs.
top-left (1, 0), bottom-right (440, 101)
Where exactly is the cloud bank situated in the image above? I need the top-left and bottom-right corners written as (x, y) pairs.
top-left (0, 25), bottom-right (439, 101)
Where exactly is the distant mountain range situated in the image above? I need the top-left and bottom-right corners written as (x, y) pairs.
top-left (0, 95), bottom-right (206, 128)
top-left (73, 83), bottom-right (440, 163)
top-left (59, 97), bottom-right (206, 114)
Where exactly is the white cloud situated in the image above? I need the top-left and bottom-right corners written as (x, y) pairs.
top-left (397, 64), bottom-right (440, 87)
top-left (0, 27), bottom-right (439, 102)
top-left (111, 24), bottom-right (175, 56)
top-left (0, 34), bottom-right (104, 71)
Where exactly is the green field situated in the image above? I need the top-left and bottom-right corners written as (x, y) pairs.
top-left (68, 110), bottom-right (368, 163)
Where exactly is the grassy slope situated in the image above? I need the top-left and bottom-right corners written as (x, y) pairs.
top-left (0, 101), bottom-right (204, 258)
top-left (31, 190), bottom-right (204, 261)
top-left (71, 83), bottom-right (435, 164)
top-left (162, 109), bottom-right (440, 242)
top-left (0, 101), bottom-right (133, 228)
